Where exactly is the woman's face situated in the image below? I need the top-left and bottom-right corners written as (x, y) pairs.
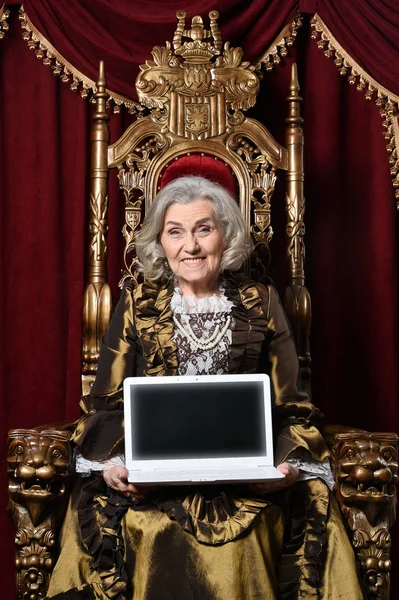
top-left (160, 198), bottom-right (225, 294)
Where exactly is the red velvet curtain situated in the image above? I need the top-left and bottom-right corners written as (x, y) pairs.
top-left (20, 0), bottom-right (399, 97)
top-left (1, 2), bottom-right (398, 598)
top-left (317, 0), bottom-right (399, 94)
top-left (20, 0), bottom-right (299, 96)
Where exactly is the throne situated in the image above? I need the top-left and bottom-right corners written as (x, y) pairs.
top-left (7, 11), bottom-right (398, 600)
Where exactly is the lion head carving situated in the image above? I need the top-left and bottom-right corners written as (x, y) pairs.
top-left (7, 429), bottom-right (71, 526)
top-left (332, 432), bottom-right (398, 528)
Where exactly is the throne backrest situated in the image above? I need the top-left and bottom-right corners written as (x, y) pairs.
top-left (82, 10), bottom-right (310, 396)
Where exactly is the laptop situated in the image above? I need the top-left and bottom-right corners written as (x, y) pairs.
top-left (123, 374), bottom-right (284, 484)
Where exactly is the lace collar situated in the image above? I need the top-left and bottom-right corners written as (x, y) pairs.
top-left (171, 282), bottom-right (235, 315)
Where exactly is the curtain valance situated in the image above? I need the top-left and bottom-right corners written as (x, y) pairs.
top-left (18, 0), bottom-right (399, 100)
top-left (11, 0), bottom-right (398, 203)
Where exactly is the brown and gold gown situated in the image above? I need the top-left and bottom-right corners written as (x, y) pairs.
top-left (46, 274), bottom-right (363, 600)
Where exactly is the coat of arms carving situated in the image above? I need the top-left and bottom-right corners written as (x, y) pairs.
top-left (136, 10), bottom-right (260, 140)
top-left (185, 104), bottom-right (210, 136)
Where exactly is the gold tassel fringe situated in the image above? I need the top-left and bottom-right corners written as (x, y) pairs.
top-left (256, 13), bottom-right (303, 70)
top-left (19, 6), bottom-right (142, 115)
top-left (0, 4), bottom-right (10, 39)
top-left (311, 13), bottom-right (399, 207)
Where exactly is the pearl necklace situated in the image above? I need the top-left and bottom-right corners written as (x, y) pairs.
top-left (173, 314), bottom-right (232, 351)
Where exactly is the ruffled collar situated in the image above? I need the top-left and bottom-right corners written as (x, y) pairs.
top-left (132, 273), bottom-right (269, 377)
top-left (171, 281), bottom-right (235, 315)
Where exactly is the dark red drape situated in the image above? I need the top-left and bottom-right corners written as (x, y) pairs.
top-left (316, 0), bottom-right (399, 94)
top-left (21, 0), bottom-right (299, 100)
top-left (21, 0), bottom-right (399, 99)
top-left (1, 2), bottom-right (398, 598)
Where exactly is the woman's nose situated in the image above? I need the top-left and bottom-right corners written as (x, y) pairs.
top-left (184, 233), bottom-right (199, 253)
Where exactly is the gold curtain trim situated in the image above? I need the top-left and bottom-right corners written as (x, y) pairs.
top-left (0, 4), bottom-right (10, 39)
top-left (311, 13), bottom-right (399, 207)
top-left (18, 5), bottom-right (142, 114)
top-left (256, 12), bottom-right (303, 70)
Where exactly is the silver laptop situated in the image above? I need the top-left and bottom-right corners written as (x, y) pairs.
top-left (123, 374), bottom-right (284, 484)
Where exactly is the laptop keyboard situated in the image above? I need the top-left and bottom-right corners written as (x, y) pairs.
top-left (129, 467), bottom-right (278, 483)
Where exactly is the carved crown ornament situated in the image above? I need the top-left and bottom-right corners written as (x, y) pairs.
top-left (136, 10), bottom-right (260, 140)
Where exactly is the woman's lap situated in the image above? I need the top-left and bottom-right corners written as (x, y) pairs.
top-left (47, 490), bottom-right (363, 600)
top-left (48, 497), bottom-right (283, 599)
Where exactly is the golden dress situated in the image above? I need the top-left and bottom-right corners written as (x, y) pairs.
top-left (47, 274), bottom-right (363, 600)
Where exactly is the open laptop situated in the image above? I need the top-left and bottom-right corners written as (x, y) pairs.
top-left (123, 374), bottom-right (284, 484)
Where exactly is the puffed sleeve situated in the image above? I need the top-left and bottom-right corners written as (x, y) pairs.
top-left (72, 284), bottom-right (140, 460)
top-left (259, 284), bottom-right (329, 464)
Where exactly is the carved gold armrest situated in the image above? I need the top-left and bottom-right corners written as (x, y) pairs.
top-left (326, 426), bottom-right (398, 600)
top-left (7, 428), bottom-right (73, 600)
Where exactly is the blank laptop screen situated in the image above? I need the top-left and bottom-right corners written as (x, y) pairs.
top-left (128, 381), bottom-right (267, 460)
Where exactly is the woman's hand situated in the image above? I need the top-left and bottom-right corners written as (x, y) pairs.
top-left (248, 462), bottom-right (300, 495)
top-left (103, 466), bottom-right (157, 500)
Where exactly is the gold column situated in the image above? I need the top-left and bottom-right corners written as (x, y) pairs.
top-left (82, 61), bottom-right (112, 397)
top-left (284, 63), bottom-right (311, 383)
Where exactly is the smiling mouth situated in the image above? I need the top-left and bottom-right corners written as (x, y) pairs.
top-left (182, 258), bottom-right (205, 265)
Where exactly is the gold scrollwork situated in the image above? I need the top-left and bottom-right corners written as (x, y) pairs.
top-left (228, 133), bottom-right (277, 250)
top-left (125, 135), bottom-right (167, 174)
top-left (227, 133), bottom-right (277, 282)
top-left (352, 528), bottom-right (392, 599)
top-left (118, 133), bottom-right (167, 287)
top-left (118, 169), bottom-right (144, 287)
top-left (120, 205), bottom-right (142, 288)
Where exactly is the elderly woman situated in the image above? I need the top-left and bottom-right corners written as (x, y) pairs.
top-left (47, 177), bottom-right (362, 600)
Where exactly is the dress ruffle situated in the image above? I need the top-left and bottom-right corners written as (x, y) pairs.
top-left (133, 279), bottom-right (178, 377)
top-left (278, 479), bottom-right (329, 599)
top-left (225, 273), bottom-right (270, 374)
top-left (78, 476), bottom-right (135, 599)
top-left (155, 487), bottom-right (271, 545)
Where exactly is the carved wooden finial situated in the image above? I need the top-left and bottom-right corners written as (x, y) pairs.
top-left (289, 62), bottom-right (300, 94)
top-left (97, 59), bottom-right (106, 90)
top-left (93, 60), bottom-right (109, 116)
top-left (172, 9), bottom-right (221, 55)
top-left (173, 11), bottom-right (186, 49)
top-left (286, 62), bottom-right (303, 128)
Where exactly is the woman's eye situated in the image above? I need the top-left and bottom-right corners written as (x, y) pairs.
top-left (198, 226), bottom-right (211, 234)
top-left (169, 229), bottom-right (181, 236)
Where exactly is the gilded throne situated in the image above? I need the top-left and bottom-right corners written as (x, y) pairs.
top-left (7, 11), bottom-right (398, 600)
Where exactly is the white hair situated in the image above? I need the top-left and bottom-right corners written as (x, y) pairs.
top-left (135, 176), bottom-right (252, 280)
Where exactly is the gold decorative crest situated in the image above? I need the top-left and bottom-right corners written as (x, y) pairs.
top-left (136, 10), bottom-right (260, 140)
